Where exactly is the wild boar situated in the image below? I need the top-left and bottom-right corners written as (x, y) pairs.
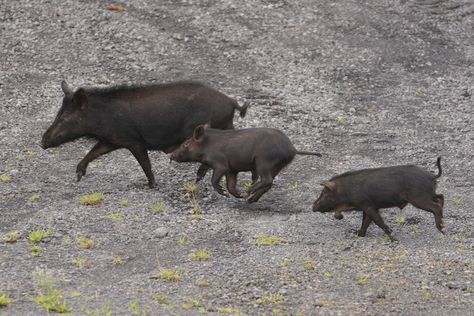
top-left (41, 81), bottom-right (249, 188)
top-left (169, 125), bottom-right (322, 203)
top-left (312, 157), bottom-right (444, 240)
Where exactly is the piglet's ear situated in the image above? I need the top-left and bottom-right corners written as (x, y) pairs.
top-left (61, 80), bottom-right (73, 96)
top-left (73, 88), bottom-right (88, 109)
top-left (320, 181), bottom-right (336, 191)
top-left (193, 125), bottom-right (206, 141)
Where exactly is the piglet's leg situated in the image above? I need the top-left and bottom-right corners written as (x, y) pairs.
top-left (76, 141), bottom-right (118, 182)
top-left (128, 145), bottom-right (156, 188)
top-left (211, 167), bottom-right (229, 197)
top-left (411, 199), bottom-right (445, 233)
top-left (196, 164), bottom-right (210, 182)
top-left (247, 173), bottom-right (274, 203)
top-left (364, 208), bottom-right (396, 241)
top-left (225, 172), bottom-right (246, 198)
top-left (357, 211), bottom-right (372, 237)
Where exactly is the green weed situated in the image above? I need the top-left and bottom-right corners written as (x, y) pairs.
top-left (396, 216), bottom-right (406, 225)
top-left (1, 174), bottom-right (10, 183)
top-left (454, 198), bottom-right (463, 207)
top-left (154, 295), bottom-right (168, 304)
top-left (80, 192), bottom-right (104, 206)
top-left (190, 249), bottom-right (212, 261)
top-left (3, 231), bottom-right (19, 243)
top-left (288, 182), bottom-right (299, 191)
top-left (0, 293), bottom-right (12, 307)
top-left (243, 182), bottom-right (254, 190)
top-left (280, 258), bottom-right (292, 268)
top-left (196, 279), bottom-right (209, 287)
top-left (120, 199), bottom-right (129, 207)
top-left (16, 153), bottom-right (25, 161)
top-left (422, 289), bottom-right (432, 300)
top-left (303, 259), bottom-right (316, 270)
top-left (324, 271), bottom-right (335, 278)
top-left (255, 235), bottom-right (287, 246)
top-left (77, 236), bottom-right (95, 249)
top-left (106, 212), bottom-right (124, 221)
top-left (178, 236), bottom-right (186, 247)
top-left (28, 194), bottom-right (40, 202)
top-left (28, 227), bottom-right (52, 244)
top-left (31, 245), bottom-right (42, 256)
top-left (113, 257), bottom-right (123, 266)
top-left (158, 269), bottom-right (181, 282)
top-left (336, 116), bottom-right (347, 125)
top-left (356, 275), bottom-right (369, 286)
top-left (182, 299), bottom-right (201, 311)
top-left (255, 292), bottom-right (284, 306)
top-left (411, 224), bottom-right (421, 235)
top-left (27, 150), bottom-right (36, 158)
top-left (72, 258), bottom-right (87, 267)
top-left (152, 202), bottom-right (165, 214)
top-left (32, 269), bottom-right (71, 313)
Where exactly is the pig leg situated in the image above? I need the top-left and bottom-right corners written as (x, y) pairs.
top-left (211, 167), bottom-right (229, 197)
top-left (247, 172), bottom-right (274, 203)
top-left (363, 208), bottom-right (396, 241)
top-left (128, 145), bottom-right (156, 188)
top-left (411, 199), bottom-right (445, 233)
top-left (251, 171), bottom-right (259, 183)
top-left (76, 141), bottom-right (119, 182)
top-left (196, 164), bottom-right (210, 182)
top-left (357, 211), bottom-right (373, 237)
top-left (225, 172), bottom-right (246, 198)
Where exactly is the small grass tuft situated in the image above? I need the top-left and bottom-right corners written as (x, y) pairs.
top-left (288, 182), bottom-right (299, 191)
top-left (72, 258), bottom-right (87, 267)
top-left (69, 291), bottom-right (81, 298)
top-left (3, 230), bottom-right (19, 243)
top-left (154, 295), bottom-right (168, 304)
top-left (178, 236), bottom-right (186, 247)
top-left (453, 197), bottom-right (463, 207)
top-left (31, 245), bottom-right (42, 256)
top-left (28, 194), bottom-right (40, 203)
top-left (324, 271), bottom-right (335, 278)
top-left (243, 181), bottom-right (254, 190)
top-left (1, 174), bottom-right (10, 183)
top-left (303, 259), bottom-right (316, 270)
top-left (336, 116), bottom-right (347, 125)
top-left (255, 235), bottom-right (287, 246)
top-left (411, 224), bottom-right (421, 235)
top-left (190, 249), bottom-right (212, 261)
top-left (422, 289), bottom-right (432, 300)
top-left (0, 293), bottom-right (12, 307)
top-left (105, 212), bottom-right (124, 221)
top-left (28, 227), bottom-right (52, 244)
top-left (77, 236), bottom-right (95, 249)
top-left (27, 150), bottom-right (36, 158)
top-left (255, 292), bottom-right (284, 306)
top-left (356, 275), bottom-right (369, 286)
top-left (32, 269), bottom-right (71, 313)
top-left (16, 153), bottom-right (25, 161)
top-left (196, 279), bottom-right (209, 287)
top-left (113, 257), bottom-right (123, 266)
top-left (217, 306), bottom-right (234, 314)
top-left (152, 202), bottom-right (165, 214)
top-left (184, 182), bottom-right (199, 195)
top-left (281, 258), bottom-right (292, 268)
top-left (80, 192), bottom-right (104, 206)
top-left (120, 199), bottom-right (129, 207)
top-left (182, 299), bottom-right (201, 310)
top-left (158, 269), bottom-right (181, 282)
top-left (396, 216), bottom-right (407, 225)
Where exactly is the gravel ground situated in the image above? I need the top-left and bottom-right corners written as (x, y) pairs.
top-left (1, 0), bottom-right (473, 315)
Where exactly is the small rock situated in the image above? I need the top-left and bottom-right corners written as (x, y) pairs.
top-left (153, 227), bottom-right (169, 238)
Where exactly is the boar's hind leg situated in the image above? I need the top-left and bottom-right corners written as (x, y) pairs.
top-left (76, 141), bottom-right (119, 182)
top-left (128, 145), bottom-right (156, 188)
top-left (211, 167), bottom-right (229, 197)
top-left (411, 199), bottom-right (445, 233)
top-left (357, 211), bottom-right (373, 237)
top-left (226, 172), bottom-right (246, 198)
top-left (363, 208), bottom-right (396, 241)
top-left (196, 164), bottom-right (210, 182)
top-left (247, 172), bottom-right (274, 203)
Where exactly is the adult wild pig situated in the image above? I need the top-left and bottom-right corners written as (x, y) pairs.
top-left (169, 125), bottom-right (322, 203)
top-left (41, 81), bottom-right (249, 188)
top-left (312, 157), bottom-right (444, 240)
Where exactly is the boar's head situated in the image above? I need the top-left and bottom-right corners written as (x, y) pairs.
top-left (169, 124), bottom-right (208, 163)
top-left (312, 181), bottom-right (340, 213)
top-left (41, 81), bottom-right (90, 149)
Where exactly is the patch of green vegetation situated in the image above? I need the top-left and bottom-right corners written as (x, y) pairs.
top-left (336, 116), bottom-right (347, 125)
top-left (422, 289), bottom-right (432, 300)
top-left (323, 271), bottom-right (335, 278)
top-left (184, 182), bottom-right (199, 195)
top-left (16, 153), bottom-right (25, 161)
top-left (3, 230), bottom-right (19, 243)
top-left (79, 301), bottom-right (112, 316)
top-left (31, 245), bottom-right (42, 256)
top-left (182, 299), bottom-right (201, 311)
top-left (287, 182), bottom-right (299, 191)
top-left (80, 192), bottom-right (104, 206)
top-left (113, 257), bottom-right (123, 266)
top-left (243, 182), bottom-right (254, 190)
top-left (77, 236), bottom-right (95, 249)
top-left (129, 300), bottom-right (140, 313)
top-left (1, 174), bottom-right (10, 183)
top-left (154, 295), bottom-right (168, 304)
top-left (152, 202), bottom-right (165, 214)
top-left (444, 270), bottom-right (453, 276)
top-left (158, 269), bottom-right (181, 282)
top-left (356, 275), bottom-right (369, 286)
top-left (183, 182), bottom-right (202, 220)
top-left (255, 235), bottom-right (287, 246)
top-left (411, 224), bottom-right (421, 235)
top-left (303, 259), bottom-right (316, 270)
top-left (28, 194), bottom-right (41, 203)
top-left (415, 88), bottom-right (423, 96)
top-left (72, 258), bottom-right (87, 267)
top-left (351, 234), bottom-right (363, 241)
top-left (217, 307), bottom-right (233, 314)
top-left (120, 199), bottom-right (129, 207)
top-left (0, 292), bottom-right (12, 307)
top-left (62, 237), bottom-right (71, 246)
top-left (28, 227), bottom-right (52, 244)
top-left (178, 236), bottom-right (186, 247)
top-left (27, 150), bottom-right (36, 158)
top-left (280, 258), bottom-right (292, 268)
top-left (69, 291), bottom-right (81, 298)
top-left (32, 269), bottom-right (71, 313)
top-left (454, 198), bottom-right (464, 207)
top-left (190, 249), bottom-right (212, 261)
top-left (105, 212), bottom-right (124, 221)
top-left (196, 279), bottom-right (209, 287)
top-left (255, 292), bottom-right (284, 306)
top-left (396, 216), bottom-right (406, 225)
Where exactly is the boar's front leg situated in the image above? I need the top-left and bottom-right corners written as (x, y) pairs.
top-left (211, 167), bottom-right (229, 197)
top-left (357, 211), bottom-right (373, 237)
top-left (76, 141), bottom-right (119, 182)
top-left (196, 164), bottom-right (210, 182)
top-left (363, 208), bottom-right (396, 241)
top-left (128, 145), bottom-right (156, 188)
top-left (225, 172), bottom-right (247, 198)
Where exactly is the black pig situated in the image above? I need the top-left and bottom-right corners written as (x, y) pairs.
top-left (312, 157), bottom-right (444, 240)
top-left (41, 81), bottom-right (249, 188)
top-left (169, 125), bottom-right (322, 203)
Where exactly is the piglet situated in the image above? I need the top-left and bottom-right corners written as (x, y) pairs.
top-left (170, 125), bottom-right (322, 203)
top-left (312, 157), bottom-right (444, 240)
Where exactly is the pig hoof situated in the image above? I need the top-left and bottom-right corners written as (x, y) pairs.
top-left (76, 172), bottom-right (84, 182)
top-left (334, 213), bottom-right (344, 220)
top-left (148, 181), bottom-right (156, 189)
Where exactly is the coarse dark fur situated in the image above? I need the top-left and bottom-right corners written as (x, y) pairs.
top-left (41, 81), bottom-right (249, 188)
top-left (312, 157), bottom-right (444, 240)
top-left (170, 125), bottom-right (321, 203)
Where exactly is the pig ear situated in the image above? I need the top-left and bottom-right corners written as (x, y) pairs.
top-left (320, 181), bottom-right (337, 191)
top-left (203, 122), bottom-right (211, 129)
top-left (73, 88), bottom-right (88, 109)
top-left (193, 125), bottom-right (206, 141)
top-left (61, 81), bottom-right (73, 96)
